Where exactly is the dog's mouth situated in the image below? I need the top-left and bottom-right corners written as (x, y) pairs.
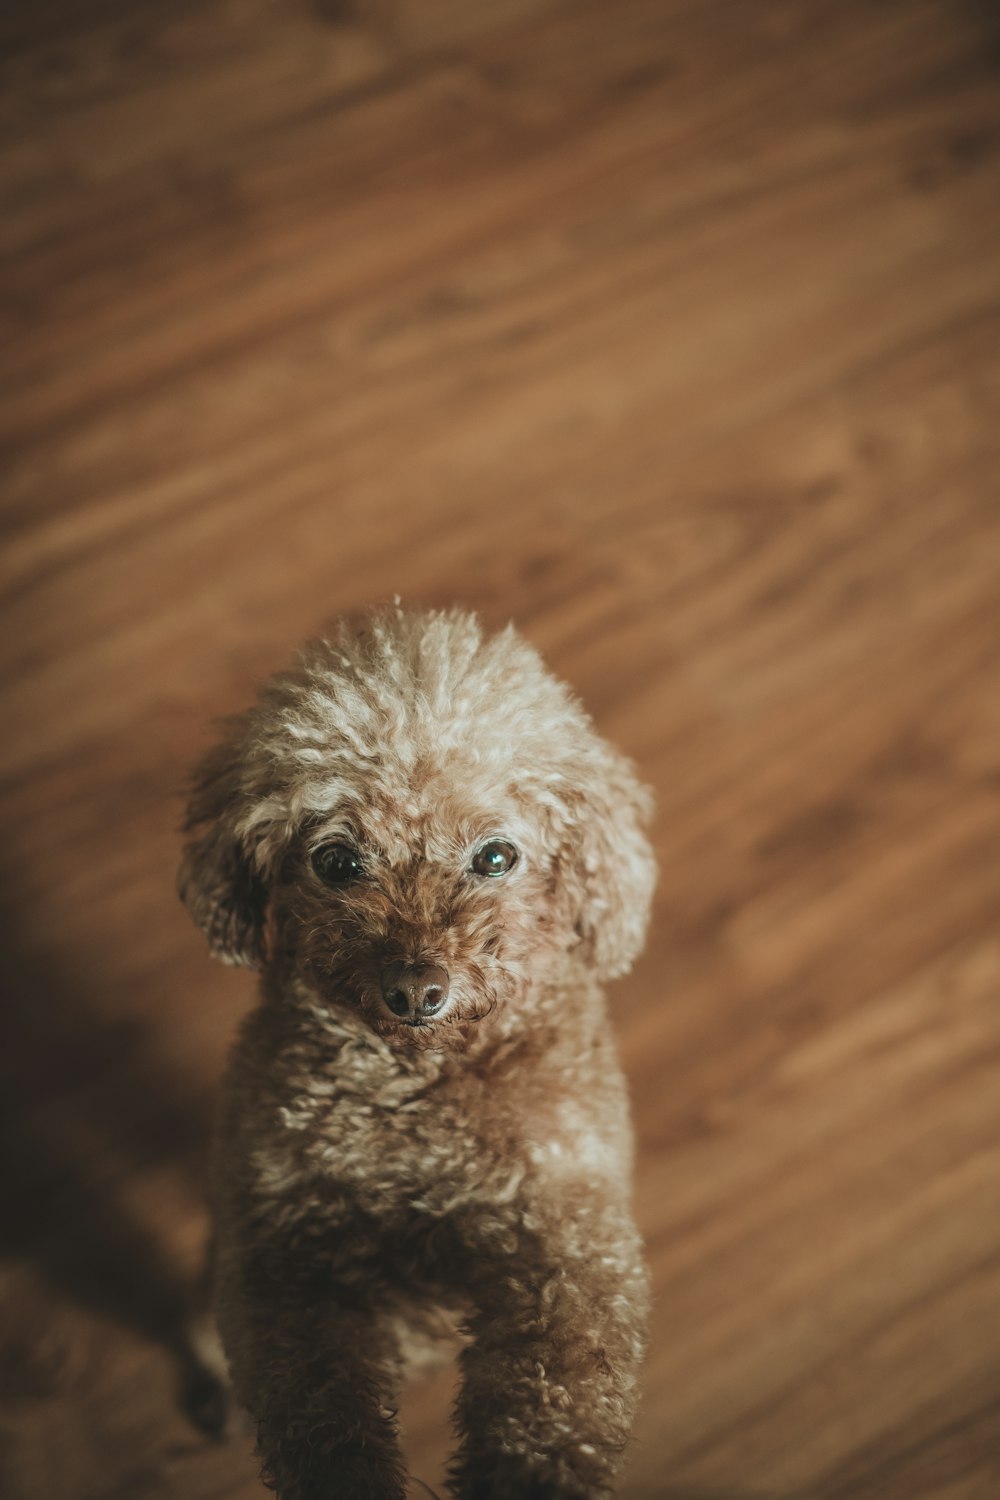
top-left (387, 1003), bottom-right (453, 1030)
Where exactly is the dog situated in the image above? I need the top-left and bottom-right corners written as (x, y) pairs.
top-left (179, 605), bottom-right (655, 1499)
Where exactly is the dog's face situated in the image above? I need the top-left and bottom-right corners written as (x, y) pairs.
top-left (272, 761), bottom-right (565, 1043)
top-left (180, 609), bottom-right (655, 1047)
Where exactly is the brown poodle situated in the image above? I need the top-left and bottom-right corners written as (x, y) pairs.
top-left (179, 605), bottom-right (655, 1500)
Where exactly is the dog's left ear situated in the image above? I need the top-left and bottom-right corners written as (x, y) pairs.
top-left (561, 744), bottom-right (656, 981)
top-left (177, 730), bottom-right (271, 970)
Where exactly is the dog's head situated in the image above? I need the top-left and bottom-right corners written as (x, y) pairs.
top-left (179, 607), bottom-right (655, 1045)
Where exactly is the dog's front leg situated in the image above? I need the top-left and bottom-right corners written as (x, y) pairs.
top-left (449, 1203), bottom-right (650, 1499)
top-left (217, 1259), bottom-right (407, 1500)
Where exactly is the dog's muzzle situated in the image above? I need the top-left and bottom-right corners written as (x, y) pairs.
top-left (379, 962), bottom-right (450, 1024)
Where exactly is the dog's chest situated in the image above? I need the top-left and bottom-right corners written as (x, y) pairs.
top-left (248, 1028), bottom-right (629, 1234)
top-left (254, 1056), bottom-right (530, 1222)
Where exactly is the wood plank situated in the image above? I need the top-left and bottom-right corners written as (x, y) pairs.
top-left (2, 0), bottom-right (999, 1496)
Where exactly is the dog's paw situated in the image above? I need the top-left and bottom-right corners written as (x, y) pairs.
top-left (262, 1428), bottom-right (408, 1500)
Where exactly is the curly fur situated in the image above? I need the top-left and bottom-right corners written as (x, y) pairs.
top-left (180, 605), bottom-right (656, 1500)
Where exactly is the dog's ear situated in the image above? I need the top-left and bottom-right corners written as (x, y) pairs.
top-left (178, 729), bottom-right (269, 969)
top-left (561, 744), bottom-right (656, 981)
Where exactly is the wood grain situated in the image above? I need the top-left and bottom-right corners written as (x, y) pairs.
top-left (2, 1), bottom-right (999, 1496)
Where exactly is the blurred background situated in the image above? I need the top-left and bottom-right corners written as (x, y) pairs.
top-left (2, 1), bottom-right (1000, 1497)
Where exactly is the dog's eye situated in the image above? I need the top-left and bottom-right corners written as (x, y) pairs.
top-left (470, 839), bottom-right (518, 878)
top-left (311, 842), bottom-right (363, 885)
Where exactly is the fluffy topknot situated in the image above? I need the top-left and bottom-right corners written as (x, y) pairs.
top-left (180, 606), bottom-right (655, 985)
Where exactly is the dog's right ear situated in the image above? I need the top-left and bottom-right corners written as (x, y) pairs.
top-left (178, 731), bottom-right (269, 969)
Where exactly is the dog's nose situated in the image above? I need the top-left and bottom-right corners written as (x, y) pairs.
top-left (380, 963), bottom-right (450, 1023)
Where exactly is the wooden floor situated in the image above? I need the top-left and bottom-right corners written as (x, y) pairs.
top-left (2, 1), bottom-right (1000, 1496)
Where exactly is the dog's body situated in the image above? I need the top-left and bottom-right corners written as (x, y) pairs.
top-left (180, 608), bottom-right (655, 1499)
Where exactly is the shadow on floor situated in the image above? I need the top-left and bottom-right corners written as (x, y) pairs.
top-left (0, 895), bottom-right (224, 1426)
